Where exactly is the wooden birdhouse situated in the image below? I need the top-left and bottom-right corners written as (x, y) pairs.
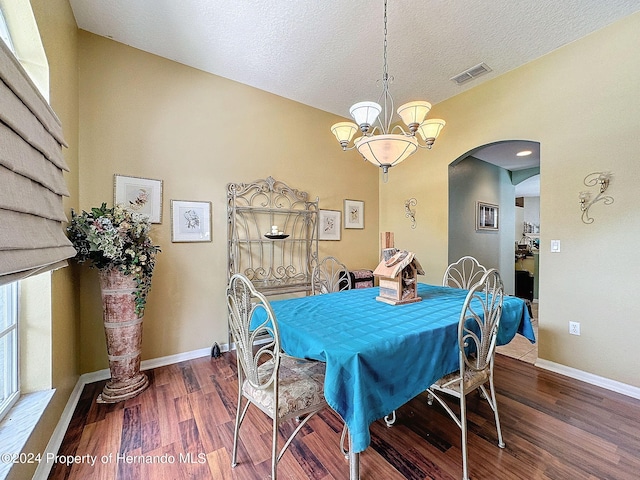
top-left (373, 248), bottom-right (424, 305)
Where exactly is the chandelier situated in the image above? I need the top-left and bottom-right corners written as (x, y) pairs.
top-left (330, 0), bottom-right (445, 181)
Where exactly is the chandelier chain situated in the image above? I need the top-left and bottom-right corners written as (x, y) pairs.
top-left (383, 0), bottom-right (388, 82)
top-left (380, 0), bottom-right (393, 132)
top-left (329, 0), bottom-right (446, 181)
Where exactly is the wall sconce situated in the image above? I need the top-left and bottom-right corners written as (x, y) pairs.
top-left (579, 172), bottom-right (613, 224)
top-left (405, 198), bottom-right (417, 229)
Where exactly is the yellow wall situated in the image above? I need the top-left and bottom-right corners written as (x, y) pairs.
top-left (12, 1), bottom-right (79, 479)
top-left (380, 12), bottom-right (640, 387)
top-left (17, 6), bottom-right (640, 474)
top-left (76, 31), bottom-right (380, 372)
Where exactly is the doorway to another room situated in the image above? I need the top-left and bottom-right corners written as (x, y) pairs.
top-left (448, 140), bottom-right (540, 363)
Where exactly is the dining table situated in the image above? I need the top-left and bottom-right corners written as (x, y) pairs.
top-left (263, 282), bottom-right (536, 479)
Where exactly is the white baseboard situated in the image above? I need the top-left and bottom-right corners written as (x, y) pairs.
top-left (535, 358), bottom-right (640, 400)
top-left (33, 342), bottom-right (230, 480)
top-left (78, 346), bottom-right (221, 384)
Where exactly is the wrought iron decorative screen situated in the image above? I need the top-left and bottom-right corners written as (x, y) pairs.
top-left (227, 177), bottom-right (319, 295)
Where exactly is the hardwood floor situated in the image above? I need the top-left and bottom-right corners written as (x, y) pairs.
top-left (48, 351), bottom-right (640, 479)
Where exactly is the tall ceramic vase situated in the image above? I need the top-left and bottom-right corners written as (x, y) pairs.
top-left (97, 267), bottom-right (149, 403)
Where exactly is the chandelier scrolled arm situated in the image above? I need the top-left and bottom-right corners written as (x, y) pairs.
top-left (330, 0), bottom-right (445, 180)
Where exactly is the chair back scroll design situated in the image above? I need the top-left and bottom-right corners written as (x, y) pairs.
top-left (442, 255), bottom-right (487, 289)
top-left (459, 268), bottom-right (504, 374)
top-left (428, 268), bottom-right (505, 480)
top-left (311, 256), bottom-right (351, 294)
top-left (227, 273), bottom-right (280, 392)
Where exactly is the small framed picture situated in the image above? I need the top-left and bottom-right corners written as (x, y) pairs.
top-left (114, 174), bottom-right (163, 223)
top-left (171, 200), bottom-right (212, 242)
top-left (476, 201), bottom-right (499, 231)
top-left (344, 199), bottom-right (364, 229)
top-left (318, 209), bottom-right (341, 241)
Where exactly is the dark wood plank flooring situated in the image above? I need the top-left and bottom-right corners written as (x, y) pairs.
top-left (48, 352), bottom-right (640, 479)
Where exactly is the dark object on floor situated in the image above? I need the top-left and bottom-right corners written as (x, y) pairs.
top-left (515, 269), bottom-right (534, 302)
top-left (211, 342), bottom-right (221, 358)
top-left (524, 299), bottom-right (533, 318)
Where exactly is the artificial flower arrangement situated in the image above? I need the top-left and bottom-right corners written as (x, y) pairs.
top-left (67, 203), bottom-right (160, 315)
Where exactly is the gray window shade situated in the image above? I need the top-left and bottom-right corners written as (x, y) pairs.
top-left (0, 40), bottom-right (75, 286)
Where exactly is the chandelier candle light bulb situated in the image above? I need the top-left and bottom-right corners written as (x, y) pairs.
top-left (330, 0), bottom-right (445, 181)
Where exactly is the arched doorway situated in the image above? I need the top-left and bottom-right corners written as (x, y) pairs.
top-left (448, 140), bottom-right (539, 363)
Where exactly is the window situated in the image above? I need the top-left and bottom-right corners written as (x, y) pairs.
top-left (0, 4), bottom-right (19, 423)
top-left (0, 0), bottom-right (49, 99)
top-left (0, 0), bottom-right (67, 426)
top-left (0, 282), bottom-right (19, 421)
top-left (0, 6), bottom-right (15, 53)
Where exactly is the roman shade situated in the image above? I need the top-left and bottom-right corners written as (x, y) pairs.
top-left (0, 39), bottom-right (75, 286)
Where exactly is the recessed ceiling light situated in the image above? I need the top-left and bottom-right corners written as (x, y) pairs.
top-left (516, 150), bottom-right (532, 157)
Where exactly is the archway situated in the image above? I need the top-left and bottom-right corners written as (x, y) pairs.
top-left (448, 140), bottom-right (540, 362)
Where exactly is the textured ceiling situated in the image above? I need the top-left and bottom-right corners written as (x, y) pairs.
top-left (68, 1), bottom-right (639, 189)
top-left (68, 0), bottom-right (640, 119)
top-left (473, 141), bottom-right (540, 172)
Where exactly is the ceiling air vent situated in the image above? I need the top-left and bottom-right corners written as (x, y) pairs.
top-left (450, 63), bottom-right (492, 86)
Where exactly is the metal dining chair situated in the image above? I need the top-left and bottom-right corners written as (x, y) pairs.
top-left (311, 256), bottom-right (352, 294)
top-left (227, 273), bottom-right (328, 480)
top-left (427, 268), bottom-right (505, 480)
top-left (442, 255), bottom-right (487, 289)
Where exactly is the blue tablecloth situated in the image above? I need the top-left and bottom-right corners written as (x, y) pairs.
top-left (261, 283), bottom-right (535, 453)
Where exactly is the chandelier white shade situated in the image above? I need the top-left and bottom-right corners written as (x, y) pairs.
top-left (396, 101), bottom-right (432, 130)
top-left (330, 0), bottom-right (445, 180)
top-left (417, 119), bottom-right (446, 145)
top-left (355, 134), bottom-right (418, 173)
top-left (349, 102), bottom-right (382, 131)
top-left (331, 122), bottom-right (359, 148)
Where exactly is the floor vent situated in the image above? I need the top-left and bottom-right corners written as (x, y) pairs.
top-left (450, 62), bottom-right (492, 85)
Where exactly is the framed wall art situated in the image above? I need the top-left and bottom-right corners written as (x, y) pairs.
top-left (344, 199), bottom-right (364, 229)
top-left (476, 201), bottom-right (499, 231)
top-left (318, 209), bottom-right (341, 241)
top-left (114, 174), bottom-right (163, 223)
top-left (171, 200), bottom-right (212, 242)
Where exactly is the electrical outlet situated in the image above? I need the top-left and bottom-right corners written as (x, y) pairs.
top-left (569, 321), bottom-right (581, 336)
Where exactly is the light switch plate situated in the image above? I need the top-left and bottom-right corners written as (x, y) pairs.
top-left (551, 240), bottom-right (561, 252)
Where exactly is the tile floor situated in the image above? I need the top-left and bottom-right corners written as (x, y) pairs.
top-left (496, 301), bottom-right (538, 364)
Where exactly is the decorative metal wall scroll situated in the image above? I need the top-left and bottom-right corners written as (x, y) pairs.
top-left (579, 172), bottom-right (613, 224)
top-left (405, 198), bottom-right (417, 229)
